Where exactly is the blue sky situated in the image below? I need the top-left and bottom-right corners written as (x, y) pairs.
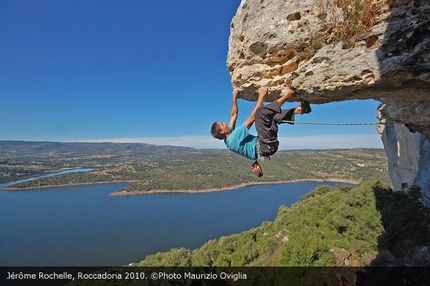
top-left (1, 0), bottom-right (383, 150)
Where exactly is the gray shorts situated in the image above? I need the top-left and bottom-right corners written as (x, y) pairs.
top-left (255, 101), bottom-right (295, 157)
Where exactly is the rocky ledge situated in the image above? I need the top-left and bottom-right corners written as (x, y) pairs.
top-left (227, 0), bottom-right (430, 204)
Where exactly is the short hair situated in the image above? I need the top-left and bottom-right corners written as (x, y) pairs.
top-left (211, 121), bottom-right (225, 140)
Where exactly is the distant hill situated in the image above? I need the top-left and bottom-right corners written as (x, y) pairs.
top-left (0, 140), bottom-right (210, 158)
top-left (0, 140), bottom-right (222, 183)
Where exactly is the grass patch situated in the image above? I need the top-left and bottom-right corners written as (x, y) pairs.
top-left (298, 0), bottom-right (391, 60)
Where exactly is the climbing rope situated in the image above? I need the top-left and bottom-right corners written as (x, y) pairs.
top-left (281, 120), bottom-right (425, 125)
top-left (282, 120), bottom-right (381, 125)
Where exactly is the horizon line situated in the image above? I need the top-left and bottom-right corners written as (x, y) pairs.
top-left (1, 134), bottom-right (384, 150)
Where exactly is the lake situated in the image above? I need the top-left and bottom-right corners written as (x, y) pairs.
top-left (0, 180), bottom-right (351, 266)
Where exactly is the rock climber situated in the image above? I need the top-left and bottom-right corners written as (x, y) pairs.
top-left (211, 86), bottom-right (311, 177)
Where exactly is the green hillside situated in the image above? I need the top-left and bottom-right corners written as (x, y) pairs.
top-left (135, 179), bottom-right (430, 268)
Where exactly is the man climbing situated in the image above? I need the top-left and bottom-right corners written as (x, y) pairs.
top-left (211, 86), bottom-right (311, 177)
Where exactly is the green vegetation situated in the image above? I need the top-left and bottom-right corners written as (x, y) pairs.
top-left (3, 149), bottom-right (390, 191)
top-left (320, 0), bottom-right (387, 43)
top-left (135, 179), bottom-right (430, 268)
top-left (298, 0), bottom-right (390, 60)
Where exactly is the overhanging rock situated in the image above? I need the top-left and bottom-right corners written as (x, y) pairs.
top-left (227, 0), bottom-right (430, 204)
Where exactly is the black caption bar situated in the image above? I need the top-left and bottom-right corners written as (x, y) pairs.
top-left (1, 266), bottom-right (430, 286)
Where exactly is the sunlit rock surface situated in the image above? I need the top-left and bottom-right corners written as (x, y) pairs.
top-left (227, 0), bottom-right (430, 204)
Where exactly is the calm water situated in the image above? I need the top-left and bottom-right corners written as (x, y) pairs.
top-left (0, 180), bottom-right (350, 266)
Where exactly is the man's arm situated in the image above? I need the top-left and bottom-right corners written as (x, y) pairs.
top-left (229, 88), bottom-right (240, 129)
top-left (244, 86), bottom-right (268, 129)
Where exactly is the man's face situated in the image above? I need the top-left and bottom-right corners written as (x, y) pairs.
top-left (218, 122), bottom-right (230, 135)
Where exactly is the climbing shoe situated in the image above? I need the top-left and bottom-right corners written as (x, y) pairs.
top-left (300, 100), bottom-right (312, 114)
top-left (251, 161), bottom-right (263, 177)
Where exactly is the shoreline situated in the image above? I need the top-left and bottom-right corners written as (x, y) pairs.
top-left (1, 178), bottom-right (358, 194)
top-left (109, 178), bottom-right (359, 196)
top-left (1, 180), bottom-right (139, 191)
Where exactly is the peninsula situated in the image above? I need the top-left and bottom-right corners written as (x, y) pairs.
top-left (1, 142), bottom-right (390, 195)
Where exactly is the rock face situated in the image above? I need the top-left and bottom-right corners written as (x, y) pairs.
top-left (377, 112), bottom-right (430, 200)
top-left (227, 0), bottom-right (430, 204)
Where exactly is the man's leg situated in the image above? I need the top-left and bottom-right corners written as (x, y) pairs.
top-left (254, 101), bottom-right (280, 156)
top-left (273, 108), bottom-right (296, 124)
top-left (255, 87), bottom-right (297, 121)
top-left (273, 88), bottom-right (311, 123)
top-left (254, 88), bottom-right (302, 155)
top-left (255, 88), bottom-right (298, 141)
top-left (278, 87), bottom-right (312, 114)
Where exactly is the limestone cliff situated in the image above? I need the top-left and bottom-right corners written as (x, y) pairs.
top-left (227, 0), bottom-right (430, 204)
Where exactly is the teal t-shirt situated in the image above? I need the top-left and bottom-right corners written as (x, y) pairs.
top-left (225, 124), bottom-right (257, 160)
